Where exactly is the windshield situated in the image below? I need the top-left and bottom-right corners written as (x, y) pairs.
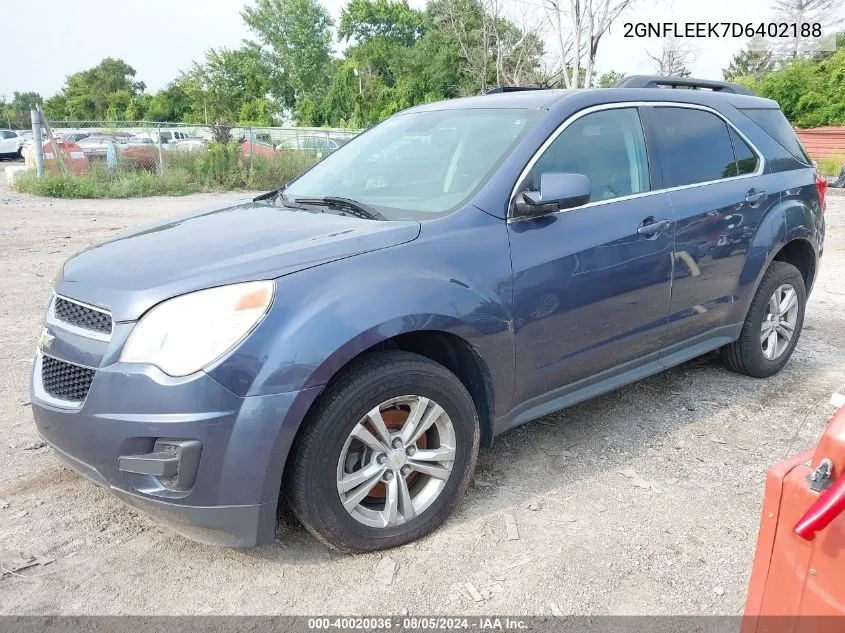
top-left (283, 108), bottom-right (540, 220)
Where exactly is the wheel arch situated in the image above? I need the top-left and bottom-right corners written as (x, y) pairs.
top-left (276, 328), bottom-right (496, 520)
top-left (772, 238), bottom-right (816, 293)
top-left (735, 189), bottom-right (819, 323)
top-left (298, 327), bottom-right (496, 450)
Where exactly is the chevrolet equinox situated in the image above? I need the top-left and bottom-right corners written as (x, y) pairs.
top-left (31, 76), bottom-right (826, 552)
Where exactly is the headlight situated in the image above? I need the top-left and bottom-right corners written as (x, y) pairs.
top-left (120, 281), bottom-right (274, 376)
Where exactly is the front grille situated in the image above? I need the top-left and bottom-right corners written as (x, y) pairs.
top-left (41, 355), bottom-right (95, 402)
top-left (54, 297), bottom-right (112, 335)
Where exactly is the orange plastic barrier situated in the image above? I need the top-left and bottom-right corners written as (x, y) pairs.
top-left (743, 405), bottom-right (845, 632)
top-left (42, 140), bottom-right (89, 175)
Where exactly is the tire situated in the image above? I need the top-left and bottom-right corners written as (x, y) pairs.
top-left (285, 350), bottom-right (480, 552)
top-left (720, 261), bottom-right (806, 378)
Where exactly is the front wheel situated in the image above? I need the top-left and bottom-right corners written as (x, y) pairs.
top-left (720, 261), bottom-right (806, 378)
top-left (286, 350), bottom-right (480, 552)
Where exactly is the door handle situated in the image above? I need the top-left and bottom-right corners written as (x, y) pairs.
top-left (637, 218), bottom-right (671, 238)
top-left (745, 189), bottom-right (767, 204)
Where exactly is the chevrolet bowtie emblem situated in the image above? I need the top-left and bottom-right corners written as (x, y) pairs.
top-left (38, 327), bottom-right (55, 351)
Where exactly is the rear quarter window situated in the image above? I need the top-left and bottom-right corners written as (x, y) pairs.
top-left (740, 108), bottom-right (811, 165)
top-left (729, 128), bottom-right (759, 175)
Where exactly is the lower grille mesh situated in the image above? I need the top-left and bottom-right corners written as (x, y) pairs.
top-left (41, 355), bottom-right (95, 402)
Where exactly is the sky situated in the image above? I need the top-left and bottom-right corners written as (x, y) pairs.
top-left (2, 0), bottom-right (843, 99)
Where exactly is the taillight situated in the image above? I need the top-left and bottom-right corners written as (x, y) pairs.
top-left (815, 172), bottom-right (827, 212)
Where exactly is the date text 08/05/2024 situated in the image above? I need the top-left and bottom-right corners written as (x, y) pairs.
top-left (307, 617), bottom-right (529, 630)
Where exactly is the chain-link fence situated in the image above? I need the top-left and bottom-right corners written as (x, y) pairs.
top-left (24, 119), bottom-right (362, 191)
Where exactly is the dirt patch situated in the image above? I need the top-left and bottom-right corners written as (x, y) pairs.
top-left (0, 184), bottom-right (843, 615)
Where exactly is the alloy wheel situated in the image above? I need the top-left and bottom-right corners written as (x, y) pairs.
top-left (336, 395), bottom-right (456, 528)
top-left (760, 283), bottom-right (799, 360)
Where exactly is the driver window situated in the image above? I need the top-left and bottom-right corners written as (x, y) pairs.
top-left (529, 108), bottom-right (650, 203)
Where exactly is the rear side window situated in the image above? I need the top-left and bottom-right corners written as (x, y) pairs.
top-left (740, 108), bottom-right (810, 165)
top-left (729, 128), bottom-right (759, 175)
top-left (530, 107), bottom-right (650, 202)
top-left (650, 108), bottom-right (738, 187)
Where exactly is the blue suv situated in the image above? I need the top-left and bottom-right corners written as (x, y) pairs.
top-left (31, 76), bottom-right (826, 552)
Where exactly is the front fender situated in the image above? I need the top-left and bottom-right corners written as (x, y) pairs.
top-left (207, 206), bottom-right (515, 414)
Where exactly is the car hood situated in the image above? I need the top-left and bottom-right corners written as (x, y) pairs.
top-left (56, 199), bottom-right (421, 322)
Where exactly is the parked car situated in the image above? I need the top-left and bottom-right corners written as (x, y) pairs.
top-left (21, 133), bottom-right (47, 160)
top-left (284, 134), bottom-right (347, 155)
top-left (117, 137), bottom-right (158, 169)
top-left (169, 137), bottom-right (208, 152)
top-left (0, 129), bottom-right (24, 159)
top-left (159, 130), bottom-right (190, 145)
top-left (241, 138), bottom-right (278, 158)
top-left (30, 76), bottom-right (825, 552)
top-left (63, 132), bottom-right (90, 144)
top-left (76, 135), bottom-right (116, 159)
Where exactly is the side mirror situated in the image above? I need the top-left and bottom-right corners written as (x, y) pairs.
top-left (514, 172), bottom-right (591, 217)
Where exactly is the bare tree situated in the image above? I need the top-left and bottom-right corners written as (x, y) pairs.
top-left (434, 0), bottom-right (546, 93)
top-left (542, 0), bottom-right (633, 88)
top-left (770, 0), bottom-right (843, 57)
top-left (435, 0), bottom-right (497, 93)
top-left (496, 2), bottom-right (546, 86)
top-left (647, 37), bottom-right (695, 77)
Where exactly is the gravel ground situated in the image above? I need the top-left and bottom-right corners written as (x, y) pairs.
top-left (0, 178), bottom-right (843, 616)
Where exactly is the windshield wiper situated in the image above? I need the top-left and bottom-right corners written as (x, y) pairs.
top-left (253, 184), bottom-right (286, 202)
top-left (294, 196), bottom-right (386, 221)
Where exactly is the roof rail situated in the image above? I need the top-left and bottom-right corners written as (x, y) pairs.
top-left (485, 86), bottom-right (546, 94)
top-left (613, 75), bottom-right (755, 96)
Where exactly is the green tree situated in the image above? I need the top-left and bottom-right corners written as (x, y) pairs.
top-left (2, 91), bottom-right (43, 128)
top-left (306, 0), bottom-right (466, 126)
top-left (142, 81), bottom-right (194, 122)
top-left (10, 91), bottom-right (43, 112)
top-left (755, 45), bottom-right (845, 127)
top-left (181, 46), bottom-right (278, 139)
top-left (242, 0), bottom-right (334, 119)
top-left (339, 0), bottom-right (426, 46)
top-left (598, 70), bottom-right (624, 88)
top-left (43, 94), bottom-right (68, 121)
top-left (56, 58), bottom-right (145, 120)
top-left (723, 39), bottom-right (776, 82)
top-left (304, 0), bottom-right (543, 127)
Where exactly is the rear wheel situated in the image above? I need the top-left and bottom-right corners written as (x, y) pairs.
top-left (286, 350), bottom-right (479, 552)
top-left (720, 261), bottom-right (806, 378)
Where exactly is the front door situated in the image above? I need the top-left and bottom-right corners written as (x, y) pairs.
top-left (508, 106), bottom-right (675, 405)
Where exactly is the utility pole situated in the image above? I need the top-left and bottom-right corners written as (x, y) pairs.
top-left (30, 108), bottom-right (45, 177)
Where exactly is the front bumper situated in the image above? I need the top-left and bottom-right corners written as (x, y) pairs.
top-left (31, 357), bottom-right (321, 547)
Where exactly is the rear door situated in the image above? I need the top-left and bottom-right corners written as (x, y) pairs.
top-left (509, 106), bottom-right (675, 404)
top-left (640, 105), bottom-right (772, 356)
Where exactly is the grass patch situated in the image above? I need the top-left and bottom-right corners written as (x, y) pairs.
top-left (817, 154), bottom-right (845, 177)
top-left (13, 142), bottom-right (319, 199)
top-left (13, 168), bottom-right (175, 198)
